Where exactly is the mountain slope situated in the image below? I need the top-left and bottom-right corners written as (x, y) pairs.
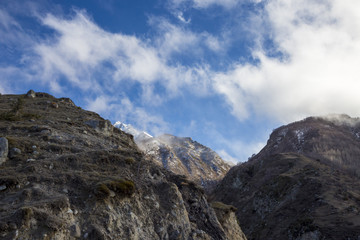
top-left (114, 122), bottom-right (231, 191)
top-left (0, 91), bottom-right (245, 240)
top-left (211, 115), bottom-right (360, 240)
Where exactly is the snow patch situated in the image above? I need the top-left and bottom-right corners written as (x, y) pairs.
top-left (114, 121), bottom-right (153, 141)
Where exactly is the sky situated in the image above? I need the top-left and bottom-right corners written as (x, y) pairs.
top-left (1, 0), bottom-right (360, 163)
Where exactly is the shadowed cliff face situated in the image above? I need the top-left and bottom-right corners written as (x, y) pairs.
top-left (0, 92), bottom-right (245, 240)
top-left (259, 116), bottom-right (360, 173)
top-left (211, 116), bottom-right (360, 240)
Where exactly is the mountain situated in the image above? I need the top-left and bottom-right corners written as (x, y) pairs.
top-left (114, 122), bottom-right (231, 191)
top-left (0, 91), bottom-right (246, 240)
top-left (210, 115), bottom-right (360, 240)
top-left (113, 122), bottom-right (153, 142)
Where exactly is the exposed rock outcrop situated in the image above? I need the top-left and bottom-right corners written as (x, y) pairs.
top-left (211, 202), bottom-right (247, 240)
top-left (0, 92), bottom-right (242, 240)
top-left (0, 137), bottom-right (8, 165)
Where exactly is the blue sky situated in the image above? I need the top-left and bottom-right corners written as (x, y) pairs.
top-left (1, 0), bottom-right (360, 163)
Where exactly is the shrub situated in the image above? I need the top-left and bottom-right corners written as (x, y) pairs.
top-left (107, 179), bottom-right (135, 196)
top-left (124, 157), bottom-right (135, 165)
top-left (94, 183), bottom-right (111, 200)
top-left (13, 97), bottom-right (24, 112)
top-left (94, 179), bottom-right (135, 200)
top-left (20, 207), bottom-right (33, 227)
top-left (211, 201), bottom-right (237, 212)
top-left (0, 97), bottom-right (41, 121)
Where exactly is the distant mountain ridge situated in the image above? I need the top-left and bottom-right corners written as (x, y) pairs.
top-left (258, 114), bottom-right (360, 173)
top-left (211, 114), bottom-right (360, 240)
top-left (114, 121), bottom-right (231, 190)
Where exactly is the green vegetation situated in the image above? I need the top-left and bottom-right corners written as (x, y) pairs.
top-left (94, 179), bottom-right (135, 200)
top-left (20, 207), bottom-right (33, 227)
top-left (95, 183), bottom-right (111, 199)
top-left (124, 157), bottom-right (135, 165)
top-left (211, 201), bottom-right (237, 212)
top-left (0, 97), bottom-right (41, 121)
top-left (0, 176), bottom-right (19, 189)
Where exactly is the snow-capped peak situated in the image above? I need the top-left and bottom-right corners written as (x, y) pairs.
top-left (114, 121), bottom-right (153, 141)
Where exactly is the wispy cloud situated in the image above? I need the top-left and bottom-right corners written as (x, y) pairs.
top-left (202, 122), bottom-right (266, 163)
top-left (86, 95), bottom-right (169, 136)
top-left (176, 12), bottom-right (191, 23)
top-left (27, 11), bottom-right (217, 100)
top-left (168, 0), bottom-right (241, 9)
top-left (150, 17), bottom-right (226, 58)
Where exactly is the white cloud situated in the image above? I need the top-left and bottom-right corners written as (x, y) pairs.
top-left (26, 11), bottom-right (219, 101)
top-left (217, 149), bottom-right (238, 164)
top-left (216, 138), bottom-right (265, 163)
top-left (193, 0), bottom-right (239, 9)
top-left (213, 0), bottom-right (360, 123)
top-left (176, 12), bottom-right (191, 23)
top-left (0, 66), bottom-right (34, 93)
top-left (168, 0), bottom-right (241, 9)
top-left (0, 9), bottom-right (20, 30)
top-left (86, 96), bottom-right (169, 136)
top-left (150, 17), bottom-right (225, 58)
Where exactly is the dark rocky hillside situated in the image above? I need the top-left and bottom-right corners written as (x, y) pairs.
top-left (0, 91), bottom-right (246, 240)
top-left (211, 116), bottom-right (360, 240)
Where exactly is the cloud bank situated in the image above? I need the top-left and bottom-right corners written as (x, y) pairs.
top-left (213, 0), bottom-right (360, 123)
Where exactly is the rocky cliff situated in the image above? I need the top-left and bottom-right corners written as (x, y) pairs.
top-left (211, 115), bottom-right (360, 240)
top-left (0, 91), bottom-right (245, 240)
top-left (114, 122), bottom-right (231, 191)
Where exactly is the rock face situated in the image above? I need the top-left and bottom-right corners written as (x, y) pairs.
top-left (0, 137), bottom-right (8, 165)
top-left (114, 122), bottom-right (231, 191)
top-left (211, 202), bottom-right (247, 240)
top-left (260, 115), bottom-right (360, 173)
top-left (0, 92), bottom-right (243, 240)
top-left (211, 115), bottom-right (360, 240)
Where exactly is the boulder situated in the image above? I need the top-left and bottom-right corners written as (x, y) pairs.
top-left (0, 137), bottom-right (9, 165)
top-left (9, 148), bottom-right (21, 158)
top-left (0, 137), bottom-right (8, 165)
top-left (85, 119), bottom-right (113, 136)
top-left (26, 90), bottom-right (36, 98)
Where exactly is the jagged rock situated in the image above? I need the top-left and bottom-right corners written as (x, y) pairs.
top-left (59, 97), bottom-right (75, 107)
top-left (51, 102), bottom-right (59, 108)
top-left (211, 202), bottom-right (247, 240)
top-left (70, 224), bottom-right (81, 238)
top-left (9, 148), bottom-right (21, 158)
top-left (85, 119), bottom-right (114, 136)
top-left (0, 137), bottom-right (8, 165)
top-left (26, 90), bottom-right (36, 98)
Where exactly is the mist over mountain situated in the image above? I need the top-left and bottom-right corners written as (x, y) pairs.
top-left (114, 121), bottom-right (231, 191)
